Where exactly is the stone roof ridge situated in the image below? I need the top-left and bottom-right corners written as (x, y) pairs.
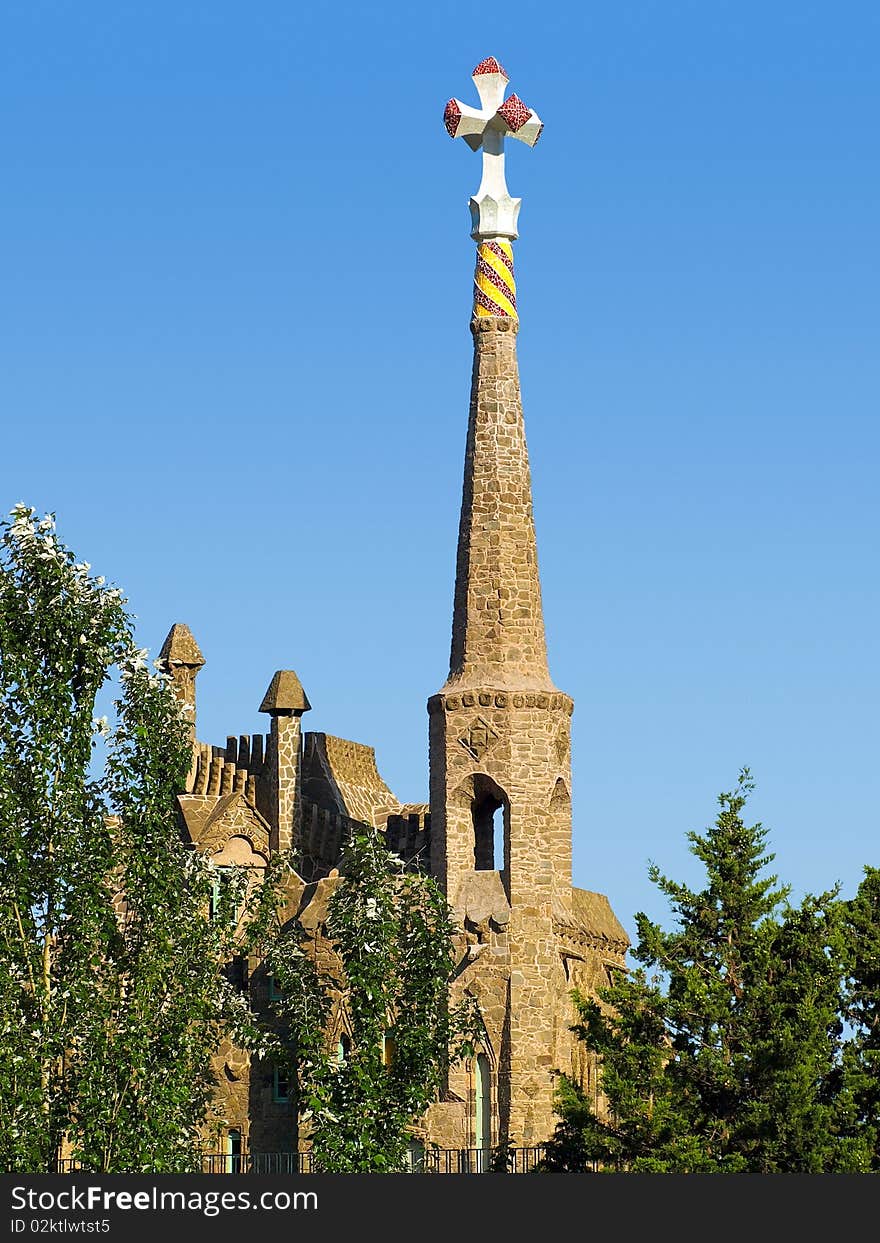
top-left (301, 732), bottom-right (402, 828)
top-left (321, 734), bottom-right (395, 792)
top-left (555, 886), bottom-right (630, 949)
top-left (299, 873), bottom-right (343, 931)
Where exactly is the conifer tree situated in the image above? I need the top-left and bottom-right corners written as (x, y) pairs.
top-left (839, 866), bottom-right (880, 1168)
top-left (543, 771), bottom-right (866, 1172)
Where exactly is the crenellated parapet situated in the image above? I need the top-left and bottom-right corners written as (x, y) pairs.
top-left (191, 736), bottom-right (268, 803)
top-left (298, 802), bottom-right (358, 881)
top-left (384, 806), bottom-right (432, 872)
top-left (167, 637), bottom-right (419, 884)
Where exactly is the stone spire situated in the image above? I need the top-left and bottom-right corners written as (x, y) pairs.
top-left (442, 58), bottom-right (552, 693)
top-left (430, 58), bottom-right (574, 1151)
top-left (444, 316), bottom-right (554, 692)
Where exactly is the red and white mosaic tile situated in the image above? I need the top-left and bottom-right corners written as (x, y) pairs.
top-left (497, 93), bottom-right (532, 132)
top-left (473, 56), bottom-right (508, 78)
top-left (443, 98), bottom-right (461, 138)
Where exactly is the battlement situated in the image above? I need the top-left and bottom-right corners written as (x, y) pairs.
top-left (189, 718), bottom-right (422, 878)
top-left (384, 806), bottom-right (431, 872)
top-left (296, 802), bottom-right (431, 880)
top-left (297, 800), bottom-right (354, 880)
top-left (191, 736), bottom-right (269, 804)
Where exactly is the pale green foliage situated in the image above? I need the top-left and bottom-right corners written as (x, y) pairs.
top-left (261, 830), bottom-right (477, 1172)
top-left (0, 507), bottom-right (471, 1174)
top-left (0, 506), bottom-right (254, 1172)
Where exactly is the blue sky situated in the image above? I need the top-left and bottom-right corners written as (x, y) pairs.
top-left (2, 2), bottom-right (878, 943)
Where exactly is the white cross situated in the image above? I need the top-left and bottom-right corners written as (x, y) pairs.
top-left (444, 56), bottom-right (543, 241)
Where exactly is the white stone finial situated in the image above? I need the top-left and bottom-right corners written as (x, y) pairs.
top-left (443, 56), bottom-right (543, 241)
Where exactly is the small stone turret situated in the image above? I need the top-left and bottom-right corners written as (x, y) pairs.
top-left (158, 623), bottom-right (205, 727)
top-left (258, 670), bottom-right (311, 855)
top-left (158, 623), bottom-right (205, 792)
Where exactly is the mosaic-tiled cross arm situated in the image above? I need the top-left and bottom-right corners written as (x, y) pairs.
top-left (444, 57), bottom-right (543, 321)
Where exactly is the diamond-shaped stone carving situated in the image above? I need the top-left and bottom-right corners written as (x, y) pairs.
top-left (458, 715), bottom-right (499, 761)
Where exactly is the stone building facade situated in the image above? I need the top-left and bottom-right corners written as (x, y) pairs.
top-left (159, 302), bottom-right (627, 1158)
top-left (160, 56), bottom-right (628, 1163)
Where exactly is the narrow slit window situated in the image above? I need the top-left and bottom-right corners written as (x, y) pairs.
top-left (381, 1034), bottom-right (396, 1067)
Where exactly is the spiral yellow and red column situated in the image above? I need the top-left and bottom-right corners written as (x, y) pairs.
top-left (473, 239), bottom-right (517, 321)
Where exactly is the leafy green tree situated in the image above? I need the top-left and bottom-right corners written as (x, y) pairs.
top-left (543, 771), bottom-right (866, 1172)
top-left (0, 505), bottom-right (252, 1172)
top-left (262, 828), bottom-right (474, 1172)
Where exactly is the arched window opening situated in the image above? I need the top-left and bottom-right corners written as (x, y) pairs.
top-left (406, 1139), bottom-right (426, 1172)
top-left (474, 1053), bottom-right (492, 1169)
top-left (472, 780), bottom-right (505, 871)
top-left (210, 866), bottom-right (246, 927)
top-left (225, 1129), bottom-right (242, 1173)
top-left (336, 1033), bottom-right (351, 1063)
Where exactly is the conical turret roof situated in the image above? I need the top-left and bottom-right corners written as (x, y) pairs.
top-left (158, 622), bottom-right (205, 669)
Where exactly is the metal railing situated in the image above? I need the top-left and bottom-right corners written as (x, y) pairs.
top-left (416, 1146), bottom-right (546, 1174)
top-left (53, 1147), bottom-right (548, 1175)
top-left (199, 1146), bottom-right (549, 1174)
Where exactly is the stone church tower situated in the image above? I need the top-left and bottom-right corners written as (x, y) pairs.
top-left (425, 57), bottom-right (616, 1149)
top-left (163, 55), bottom-right (627, 1166)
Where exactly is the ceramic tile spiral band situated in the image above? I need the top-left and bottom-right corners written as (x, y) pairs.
top-left (473, 240), bottom-right (517, 320)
